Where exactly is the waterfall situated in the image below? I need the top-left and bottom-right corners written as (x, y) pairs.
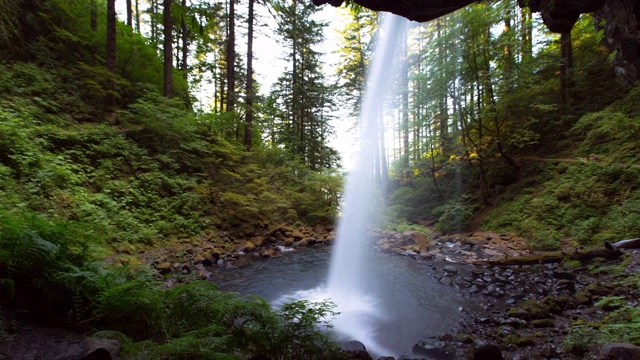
top-left (274, 13), bottom-right (410, 357)
top-left (324, 13), bottom-right (410, 356)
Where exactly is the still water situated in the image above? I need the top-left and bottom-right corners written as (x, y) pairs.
top-left (207, 246), bottom-right (478, 357)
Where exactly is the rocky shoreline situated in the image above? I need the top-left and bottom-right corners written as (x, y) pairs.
top-left (134, 225), bottom-right (640, 360)
top-left (17, 226), bottom-right (635, 360)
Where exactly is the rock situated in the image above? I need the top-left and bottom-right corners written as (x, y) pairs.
top-left (413, 340), bottom-right (455, 360)
top-left (575, 289), bottom-right (593, 304)
top-left (519, 299), bottom-right (551, 319)
top-left (291, 230), bottom-right (304, 240)
top-left (341, 341), bottom-right (372, 360)
top-left (531, 319), bottom-right (555, 328)
top-left (292, 239), bottom-right (309, 247)
top-left (260, 248), bottom-right (278, 258)
top-left (243, 241), bottom-right (256, 252)
top-left (472, 344), bottom-right (504, 360)
top-left (587, 281), bottom-right (611, 296)
top-left (249, 236), bottom-right (266, 246)
top-left (81, 338), bottom-right (121, 360)
top-left (599, 343), bottom-right (640, 360)
top-left (155, 262), bottom-right (172, 274)
top-left (500, 317), bottom-right (528, 328)
top-left (403, 231), bottom-right (431, 247)
top-left (443, 265), bottom-right (458, 275)
top-left (464, 236), bottom-right (490, 246)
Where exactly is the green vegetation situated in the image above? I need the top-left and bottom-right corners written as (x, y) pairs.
top-left (0, 0), bottom-right (343, 357)
top-left (564, 274), bottom-right (640, 354)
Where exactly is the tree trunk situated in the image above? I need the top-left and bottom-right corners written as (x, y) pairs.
top-left (106, 0), bottom-right (117, 111)
top-left (226, 0), bottom-right (236, 112)
top-left (91, 0), bottom-right (97, 31)
top-left (180, 0), bottom-right (189, 107)
top-left (126, 0), bottom-right (133, 28)
top-left (243, 0), bottom-right (255, 149)
top-left (401, 30), bottom-right (410, 169)
top-left (135, 0), bottom-right (140, 33)
top-left (163, 0), bottom-right (173, 98)
top-left (560, 31), bottom-right (574, 108)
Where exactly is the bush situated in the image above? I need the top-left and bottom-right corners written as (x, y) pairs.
top-left (433, 199), bottom-right (475, 234)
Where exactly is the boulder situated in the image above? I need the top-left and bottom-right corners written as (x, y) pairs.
top-left (403, 231), bottom-right (430, 248)
top-left (600, 343), bottom-right (640, 360)
top-left (413, 340), bottom-right (455, 360)
top-left (81, 338), bottom-right (121, 360)
top-left (472, 344), bottom-right (504, 360)
top-left (155, 262), bottom-right (172, 274)
top-left (341, 341), bottom-right (373, 360)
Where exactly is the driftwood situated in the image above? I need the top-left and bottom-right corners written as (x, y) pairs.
top-left (605, 238), bottom-right (640, 250)
top-left (472, 248), bottom-right (623, 266)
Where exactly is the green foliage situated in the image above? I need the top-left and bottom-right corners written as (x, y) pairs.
top-left (564, 279), bottom-right (640, 353)
top-left (432, 199), bottom-right (475, 234)
top-left (385, 218), bottom-right (432, 236)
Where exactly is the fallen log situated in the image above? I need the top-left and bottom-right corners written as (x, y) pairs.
top-left (605, 238), bottom-right (640, 250)
top-left (471, 248), bottom-right (623, 266)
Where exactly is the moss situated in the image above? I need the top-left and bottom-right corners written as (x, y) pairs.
top-left (575, 289), bottom-right (592, 304)
top-left (542, 295), bottom-right (563, 313)
top-left (503, 334), bottom-right (536, 347)
top-left (520, 299), bottom-right (551, 319)
top-left (562, 258), bottom-right (583, 270)
top-left (532, 319), bottom-right (555, 328)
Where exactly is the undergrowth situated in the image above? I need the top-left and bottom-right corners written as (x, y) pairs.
top-left (0, 208), bottom-right (343, 358)
top-left (564, 274), bottom-right (640, 354)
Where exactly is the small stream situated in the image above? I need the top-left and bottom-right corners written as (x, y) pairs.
top-left (207, 246), bottom-right (480, 357)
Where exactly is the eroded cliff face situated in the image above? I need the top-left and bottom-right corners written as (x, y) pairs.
top-left (312, 0), bottom-right (640, 83)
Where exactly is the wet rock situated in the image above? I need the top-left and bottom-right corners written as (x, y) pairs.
top-left (472, 344), bottom-right (504, 360)
top-left (439, 277), bottom-right (453, 286)
top-left (443, 265), bottom-right (458, 275)
top-left (403, 231), bottom-right (431, 247)
top-left (413, 340), bottom-right (455, 360)
top-left (500, 317), bottom-right (528, 328)
top-left (599, 343), bottom-right (640, 360)
top-left (242, 241), bottom-right (256, 252)
top-left (341, 341), bottom-right (372, 360)
top-left (292, 239), bottom-right (309, 247)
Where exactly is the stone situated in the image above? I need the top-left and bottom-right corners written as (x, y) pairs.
top-left (155, 262), bottom-right (172, 274)
top-left (291, 230), bottom-right (304, 240)
top-left (599, 343), bottom-right (640, 360)
top-left (341, 340), bottom-right (372, 360)
top-left (81, 338), bottom-right (121, 360)
top-left (472, 344), bottom-right (504, 360)
top-left (249, 236), bottom-right (266, 246)
top-left (413, 340), bottom-right (455, 360)
top-left (403, 231), bottom-right (431, 247)
top-left (443, 265), bottom-right (458, 275)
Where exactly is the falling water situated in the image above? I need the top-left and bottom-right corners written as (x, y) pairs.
top-left (273, 13), bottom-right (411, 357)
top-left (323, 13), bottom-right (411, 356)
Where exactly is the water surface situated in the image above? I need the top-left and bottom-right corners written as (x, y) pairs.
top-left (208, 246), bottom-right (477, 357)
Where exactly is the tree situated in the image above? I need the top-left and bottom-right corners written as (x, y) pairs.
top-left (163, 0), bottom-right (173, 98)
top-left (270, 0), bottom-right (339, 169)
top-left (106, 0), bottom-right (117, 111)
top-left (225, 0), bottom-right (236, 112)
top-left (243, 0), bottom-right (255, 148)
